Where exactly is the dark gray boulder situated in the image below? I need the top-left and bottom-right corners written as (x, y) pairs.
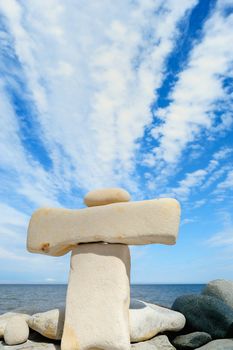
top-left (196, 339), bottom-right (233, 349)
top-left (202, 279), bottom-right (233, 309)
top-left (172, 294), bottom-right (233, 339)
top-left (173, 331), bottom-right (212, 349)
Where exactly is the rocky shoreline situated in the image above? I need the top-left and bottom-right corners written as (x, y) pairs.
top-left (1, 279), bottom-right (233, 350)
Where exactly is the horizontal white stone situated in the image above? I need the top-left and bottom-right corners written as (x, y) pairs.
top-left (61, 243), bottom-right (130, 350)
top-left (84, 188), bottom-right (130, 207)
top-left (130, 300), bottom-right (186, 342)
top-left (28, 308), bottom-right (65, 340)
top-left (27, 198), bottom-right (180, 256)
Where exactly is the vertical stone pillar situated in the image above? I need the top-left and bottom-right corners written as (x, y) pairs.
top-left (61, 243), bottom-right (131, 350)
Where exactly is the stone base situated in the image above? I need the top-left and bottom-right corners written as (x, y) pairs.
top-left (61, 243), bottom-right (130, 350)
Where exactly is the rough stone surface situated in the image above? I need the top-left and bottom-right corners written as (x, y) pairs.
top-left (28, 309), bottom-right (65, 340)
top-left (130, 299), bottom-right (185, 342)
top-left (172, 332), bottom-right (212, 349)
top-left (196, 339), bottom-right (233, 349)
top-left (0, 339), bottom-right (60, 349)
top-left (84, 188), bottom-right (131, 207)
top-left (172, 294), bottom-right (233, 339)
top-left (0, 313), bottom-right (30, 338)
top-left (27, 198), bottom-right (180, 256)
top-left (202, 279), bottom-right (233, 309)
top-left (4, 316), bottom-right (29, 345)
top-left (61, 243), bottom-right (130, 350)
top-left (131, 335), bottom-right (176, 350)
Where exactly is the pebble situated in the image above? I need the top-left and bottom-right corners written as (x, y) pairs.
top-left (0, 313), bottom-right (29, 338)
top-left (4, 316), bottom-right (29, 345)
top-left (84, 187), bottom-right (130, 207)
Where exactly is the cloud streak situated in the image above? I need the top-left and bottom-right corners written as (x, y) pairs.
top-left (0, 0), bottom-right (198, 192)
top-left (152, 0), bottom-right (233, 166)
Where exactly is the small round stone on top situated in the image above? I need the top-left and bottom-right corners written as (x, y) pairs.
top-left (84, 188), bottom-right (131, 207)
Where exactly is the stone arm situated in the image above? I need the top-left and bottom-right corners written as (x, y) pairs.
top-left (27, 198), bottom-right (181, 256)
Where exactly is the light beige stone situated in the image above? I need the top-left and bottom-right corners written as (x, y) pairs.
top-left (0, 313), bottom-right (17, 338)
top-left (84, 187), bottom-right (130, 207)
top-left (4, 316), bottom-right (29, 345)
top-left (27, 198), bottom-right (180, 256)
top-left (0, 313), bottom-right (30, 338)
top-left (130, 300), bottom-right (186, 342)
top-left (28, 308), bottom-right (65, 340)
top-left (61, 243), bottom-right (130, 350)
top-left (131, 335), bottom-right (175, 350)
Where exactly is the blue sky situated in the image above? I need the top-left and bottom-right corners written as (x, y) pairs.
top-left (0, 0), bottom-right (232, 284)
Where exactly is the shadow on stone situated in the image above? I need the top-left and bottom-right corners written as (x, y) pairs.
top-left (130, 300), bottom-right (146, 310)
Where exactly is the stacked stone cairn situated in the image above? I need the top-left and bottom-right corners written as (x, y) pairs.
top-left (1, 189), bottom-right (233, 349)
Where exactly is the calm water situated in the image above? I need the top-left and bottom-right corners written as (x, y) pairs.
top-left (0, 284), bottom-right (205, 315)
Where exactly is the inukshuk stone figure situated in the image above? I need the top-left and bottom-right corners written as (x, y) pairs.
top-left (27, 188), bottom-right (181, 350)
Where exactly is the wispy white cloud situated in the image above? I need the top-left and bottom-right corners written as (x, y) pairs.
top-left (0, 203), bottom-right (28, 228)
top-left (212, 147), bottom-right (233, 161)
top-left (152, 1), bottom-right (233, 165)
top-left (0, 247), bottom-right (29, 261)
top-left (192, 199), bottom-right (207, 208)
top-left (208, 228), bottom-right (233, 247)
top-left (207, 211), bottom-right (233, 249)
top-left (158, 146), bottom-right (232, 203)
top-left (0, 83), bottom-right (60, 208)
top-left (170, 169), bottom-right (207, 201)
top-left (216, 169), bottom-right (233, 190)
top-left (0, 0), bottom-right (198, 192)
top-left (181, 217), bottom-right (197, 225)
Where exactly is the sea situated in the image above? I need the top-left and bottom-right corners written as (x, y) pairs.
top-left (0, 284), bottom-right (205, 315)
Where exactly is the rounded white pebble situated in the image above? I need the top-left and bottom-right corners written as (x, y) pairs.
top-left (84, 187), bottom-right (131, 207)
top-left (4, 315), bottom-right (29, 345)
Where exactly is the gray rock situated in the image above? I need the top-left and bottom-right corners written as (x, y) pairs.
top-left (172, 294), bottom-right (233, 339)
top-left (131, 335), bottom-right (176, 350)
top-left (196, 339), bottom-right (233, 349)
top-left (202, 280), bottom-right (233, 309)
top-left (173, 332), bottom-right (212, 349)
top-left (0, 339), bottom-right (60, 349)
top-left (0, 336), bottom-right (176, 350)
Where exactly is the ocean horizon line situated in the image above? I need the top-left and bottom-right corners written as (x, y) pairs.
top-left (0, 282), bottom-right (206, 285)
